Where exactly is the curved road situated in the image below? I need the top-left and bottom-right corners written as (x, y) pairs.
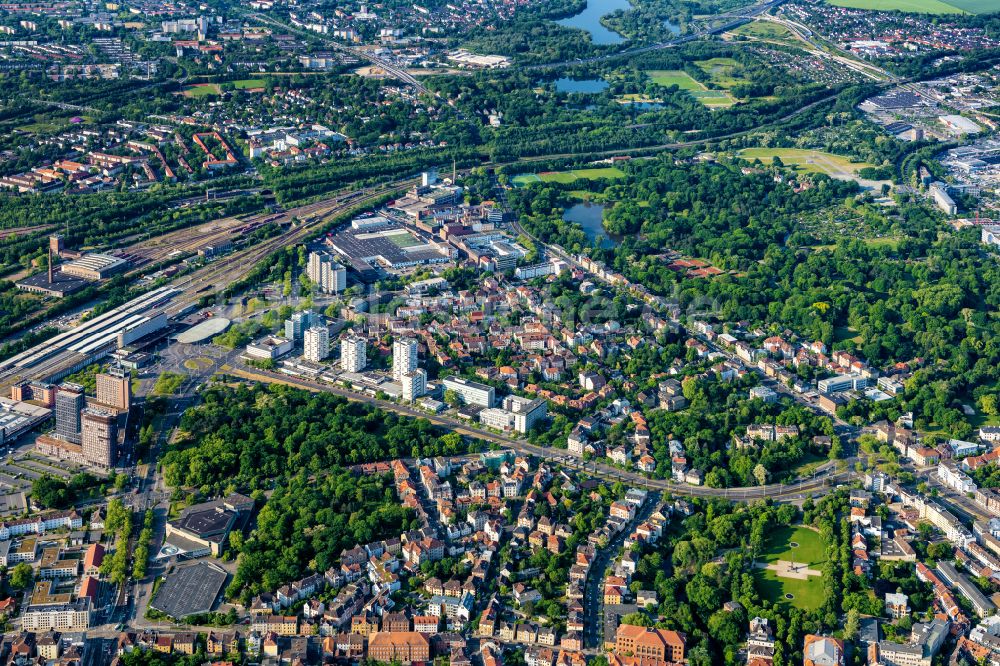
top-left (227, 362), bottom-right (855, 502)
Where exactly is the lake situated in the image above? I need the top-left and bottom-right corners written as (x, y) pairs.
top-left (555, 77), bottom-right (609, 94)
top-left (564, 202), bottom-right (621, 248)
top-left (555, 0), bottom-right (631, 45)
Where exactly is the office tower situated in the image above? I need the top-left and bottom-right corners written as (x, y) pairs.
top-left (303, 326), bottom-right (330, 362)
top-left (392, 338), bottom-right (418, 382)
top-left (81, 409), bottom-right (117, 468)
top-left (401, 369), bottom-right (426, 403)
top-left (442, 376), bottom-right (494, 408)
top-left (341, 335), bottom-right (367, 373)
top-left (96, 365), bottom-right (131, 411)
top-left (285, 310), bottom-right (321, 341)
top-left (54, 384), bottom-right (85, 443)
top-left (307, 251), bottom-right (347, 294)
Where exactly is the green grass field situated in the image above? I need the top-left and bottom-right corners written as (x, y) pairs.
top-left (512, 167), bottom-right (626, 187)
top-left (826, 0), bottom-right (967, 12)
top-left (233, 78), bottom-right (266, 89)
top-left (183, 83), bottom-right (221, 98)
top-left (646, 70), bottom-right (703, 90)
top-left (731, 21), bottom-right (799, 42)
top-left (646, 70), bottom-right (735, 107)
top-left (761, 526), bottom-right (827, 566)
top-left (695, 58), bottom-right (749, 90)
top-left (738, 148), bottom-right (874, 179)
top-left (755, 525), bottom-right (828, 611)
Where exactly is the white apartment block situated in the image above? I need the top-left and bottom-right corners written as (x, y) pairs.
top-left (938, 461), bottom-right (977, 494)
top-left (21, 599), bottom-right (91, 631)
top-left (393, 338), bottom-right (418, 381)
top-left (401, 369), bottom-right (427, 402)
top-left (308, 251), bottom-right (347, 294)
top-left (304, 326), bottom-right (330, 362)
top-left (341, 336), bottom-right (367, 373)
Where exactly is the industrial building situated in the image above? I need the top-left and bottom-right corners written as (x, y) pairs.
top-left (327, 222), bottom-right (454, 274)
top-left (60, 253), bottom-right (129, 281)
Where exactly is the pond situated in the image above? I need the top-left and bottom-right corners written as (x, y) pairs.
top-left (555, 77), bottom-right (610, 94)
top-left (555, 0), bottom-right (631, 45)
top-left (664, 18), bottom-right (680, 35)
top-left (564, 202), bottom-right (622, 248)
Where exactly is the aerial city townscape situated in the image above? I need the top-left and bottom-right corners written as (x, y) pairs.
top-left (0, 0), bottom-right (998, 662)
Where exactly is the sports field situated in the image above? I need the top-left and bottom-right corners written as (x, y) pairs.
top-left (754, 525), bottom-right (828, 611)
top-left (183, 83), bottom-right (221, 98)
top-left (183, 79), bottom-right (267, 97)
top-left (826, 0), bottom-right (973, 13)
top-left (738, 148), bottom-right (874, 179)
top-left (512, 167), bottom-right (626, 187)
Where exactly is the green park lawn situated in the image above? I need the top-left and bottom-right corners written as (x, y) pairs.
top-left (233, 78), bottom-right (267, 89)
top-left (731, 21), bottom-right (799, 43)
top-left (512, 168), bottom-right (626, 187)
top-left (754, 525), bottom-right (828, 611)
top-left (694, 57), bottom-right (748, 89)
top-left (647, 69), bottom-right (735, 107)
top-left (738, 148), bottom-right (874, 179)
top-left (761, 525), bottom-right (827, 566)
top-left (646, 70), bottom-right (703, 90)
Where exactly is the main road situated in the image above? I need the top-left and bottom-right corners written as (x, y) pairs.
top-left (224, 361), bottom-right (855, 502)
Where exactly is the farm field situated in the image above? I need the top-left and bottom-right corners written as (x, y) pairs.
top-left (754, 525), bottom-right (828, 611)
top-left (512, 167), bottom-right (626, 187)
top-left (738, 148), bottom-right (874, 179)
top-left (826, 0), bottom-right (968, 13)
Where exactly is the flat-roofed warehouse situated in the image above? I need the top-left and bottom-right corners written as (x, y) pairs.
top-left (60, 253), bottom-right (129, 281)
top-left (150, 561), bottom-right (228, 620)
top-left (15, 271), bottom-right (90, 298)
top-left (327, 225), bottom-right (453, 270)
top-left (0, 286), bottom-right (179, 385)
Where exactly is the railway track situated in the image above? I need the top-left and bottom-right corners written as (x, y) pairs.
top-left (164, 180), bottom-right (411, 314)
